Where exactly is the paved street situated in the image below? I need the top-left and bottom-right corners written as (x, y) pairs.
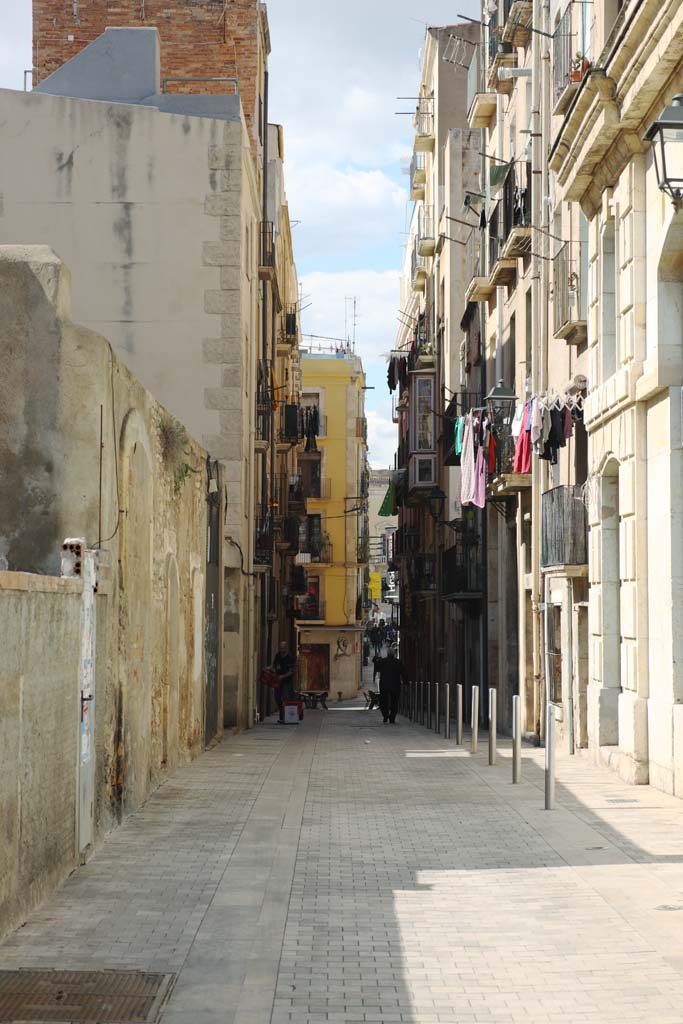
top-left (5, 697), bottom-right (683, 1024)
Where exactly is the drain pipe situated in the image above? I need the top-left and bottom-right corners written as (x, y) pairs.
top-left (530, 0), bottom-right (543, 740)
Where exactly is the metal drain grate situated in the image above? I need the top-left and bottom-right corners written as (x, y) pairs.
top-left (0, 970), bottom-right (174, 1023)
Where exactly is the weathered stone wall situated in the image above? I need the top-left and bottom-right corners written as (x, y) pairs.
top-left (0, 574), bottom-right (82, 941)
top-left (0, 246), bottom-right (217, 938)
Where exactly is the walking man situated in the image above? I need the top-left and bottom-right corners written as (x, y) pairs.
top-left (378, 646), bottom-right (403, 724)
top-left (273, 640), bottom-right (295, 723)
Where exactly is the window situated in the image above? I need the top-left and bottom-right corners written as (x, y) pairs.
top-left (411, 374), bottom-right (435, 452)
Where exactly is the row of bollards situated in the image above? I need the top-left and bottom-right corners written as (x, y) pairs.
top-left (401, 680), bottom-right (557, 809)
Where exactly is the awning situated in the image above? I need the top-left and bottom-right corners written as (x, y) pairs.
top-left (378, 479), bottom-right (396, 517)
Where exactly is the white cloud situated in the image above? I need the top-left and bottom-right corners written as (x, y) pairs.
top-left (287, 163), bottom-right (407, 263)
top-left (366, 408), bottom-right (398, 470)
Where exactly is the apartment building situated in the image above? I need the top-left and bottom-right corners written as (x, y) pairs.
top-left (391, 22), bottom-right (481, 692)
top-left (295, 350), bottom-right (369, 699)
top-left (548, 0), bottom-right (683, 791)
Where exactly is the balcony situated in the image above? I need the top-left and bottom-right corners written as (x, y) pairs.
top-left (501, 162), bottom-right (532, 259)
top-left (296, 542), bottom-right (333, 566)
top-left (443, 520), bottom-right (485, 600)
top-left (258, 221), bottom-right (275, 280)
top-left (254, 513), bottom-right (273, 567)
top-left (488, 234), bottom-right (517, 288)
top-left (417, 205), bottom-right (436, 258)
top-left (294, 598), bottom-right (326, 622)
top-left (290, 564), bottom-right (307, 594)
top-left (464, 229), bottom-right (495, 304)
top-left (277, 403), bottom-right (301, 451)
top-left (541, 485), bottom-right (588, 569)
top-left (487, 20), bottom-right (517, 94)
top-left (552, 5), bottom-right (591, 116)
top-left (288, 475), bottom-right (305, 511)
top-left (467, 87), bottom-right (498, 130)
top-left (408, 310), bottom-right (435, 370)
top-left (303, 477), bottom-right (331, 501)
top-left (489, 420), bottom-right (531, 496)
top-left (255, 360), bottom-right (271, 453)
top-left (553, 242), bottom-right (588, 345)
top-left (276, 514), bottom-right (301, 551)
top-left (413, 98), bottom-right (435, 153)
top-left (411, 237), bottom-right (427, 292)
top-left (278, 304), bottom-right (299, 354)
top-left (406, 553), bottom-right (436, 594)
top-left (357, 535), bottom-right (370, 565)
top-left (501, 0), bottom-right (533, 48)
top-left (356, 416), bottom-right (367, 442)
top-left (410, 152), bottom-right (426, 200)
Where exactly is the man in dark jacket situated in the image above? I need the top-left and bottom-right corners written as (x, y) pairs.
top-left (378, 647), bottom-right (403, 724)
top-left (273, 641), bottom-right (295, 723)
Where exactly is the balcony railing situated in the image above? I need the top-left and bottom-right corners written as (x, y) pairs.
top-left (284, 304), bottom-right (298, 343)
top-left (295, 598), bottom-right (326, 621)
top-left (288, 475), bottom-right (305, 509)
top-left (414, 98), bottom-right (435, 150)
top-left (410, 152), bottom-right (426, 200)
top-left (417, 204), bottom-right (436, 257)
top-left (541, 485), bottom-right (588, 567)
top-left (302, 477), bottom-right (331, 501)
top-left (254, 513), bottom-right (273, 566)
top-left (411, 237), bottom-right (427, 291)
top-left (290, 564), bottom-right (307, 594)
top-left (296, 542), bottom-right (333, 565)
top-left (443, 522), bottom-right (485, 598)
top-left (487, 14), bottom-right (516, 92)
top-left (492, 420), bottom-right (519, 478)
top-left (256, 359), bottom-right (272, 446)
top-left (278, 403), bottom-right (301, 444)
top-left (552, 5), bottom-right (591, 114)
top-left (488, 204), bottom-right (517, 287)
top-left (276, 514), bottom-right (301, 550)
top-left (357, 535), bottom-right (370, 565)
top-left (406, 553), bottom-right (437, 593)
top-left (259, 221), bottom-right (275, 275)
top-left (356, 417), bottom-right (367, 442)
top-left (553, 242), bottom-right (588, 344)
top-left (394, 525), bottom-right (419, 558)
top-left (501, 0), bottom-right (533, 47)
top-left (502, 161), bottom-right (531, 254)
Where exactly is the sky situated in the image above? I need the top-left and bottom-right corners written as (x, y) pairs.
top-left (0, 0), bottom-right (478, 468)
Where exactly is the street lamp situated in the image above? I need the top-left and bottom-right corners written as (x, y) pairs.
top-left (644, 94), bottom-right (683, 206)
top-left (426, 486), bottom-right (446, 521)
top-left (485, 379), bottom-right (517, 429)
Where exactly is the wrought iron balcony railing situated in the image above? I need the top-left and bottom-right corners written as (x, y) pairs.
top-left (254, 513), bottom-right (273, 566)
top-left (443, 522), bottom-right (485, 598)
top-left (406, 553), bottom-right (437, 593)
top-left (553, 242), bottom-right (588, 344)
top-left (259, 221), bottom-right (275, 273)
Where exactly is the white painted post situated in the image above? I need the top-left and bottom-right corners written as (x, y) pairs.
top-left (545, 703), bottom-right (556, 810)
top-left (471, 685), bottom-right (479, 753)
top-left (512, 694), bottom-right (522, 783)
top-left (456, 684), bottom-right (463, 745)
top-left (488, 688), bottom-right (497, 766)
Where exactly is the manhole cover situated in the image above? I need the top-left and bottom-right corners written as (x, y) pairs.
top-left (0, 970), bottom-right (174, 1023)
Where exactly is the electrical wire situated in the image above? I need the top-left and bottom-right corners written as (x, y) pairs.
top-left (226, 538), bottom-right (259, 578)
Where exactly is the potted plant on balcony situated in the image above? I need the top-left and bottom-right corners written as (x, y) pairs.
top-left (569, 52), bottom-right (590, 83)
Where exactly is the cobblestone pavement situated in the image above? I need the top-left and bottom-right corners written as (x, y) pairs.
top-left (5, 699), bottom-right (683, 1023)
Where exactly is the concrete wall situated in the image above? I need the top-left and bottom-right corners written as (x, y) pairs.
top-left (0, 573), bottom-right (82, 941)
top-left (0, 246), bottom-right (216, 938)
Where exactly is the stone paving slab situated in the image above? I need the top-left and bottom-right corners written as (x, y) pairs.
top-left (4, 699), bottom-right (683, 1023)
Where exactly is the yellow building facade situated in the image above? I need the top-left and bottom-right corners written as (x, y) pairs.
top-left (296, 349), bottom-right (369, 699)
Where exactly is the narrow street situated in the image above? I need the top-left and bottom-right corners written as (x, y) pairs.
top-left (4, 697), bottom-right (683, 1024)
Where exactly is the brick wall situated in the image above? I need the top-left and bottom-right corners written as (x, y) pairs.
top-left (32, 0), bottom-right (264, 152)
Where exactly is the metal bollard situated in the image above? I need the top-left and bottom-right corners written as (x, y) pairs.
top-left (512, 694), bottom-right (522, 783)
top-left (456, 684), bottom-right (463, 745)
top-left (427, 681), bottom-right (431, 730)
top-left (419, 681), bottom-right (424, 726)
top-left (435, 681), bottom-right (440, 734)
top-left (471, 685), bottom-right (479, 753)
top-left (488, 688), bottom-right (497, 766)
top-left (545, 703), bottom-right (556, 810)
top-left (444, 683), bottom-right (451, 740)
